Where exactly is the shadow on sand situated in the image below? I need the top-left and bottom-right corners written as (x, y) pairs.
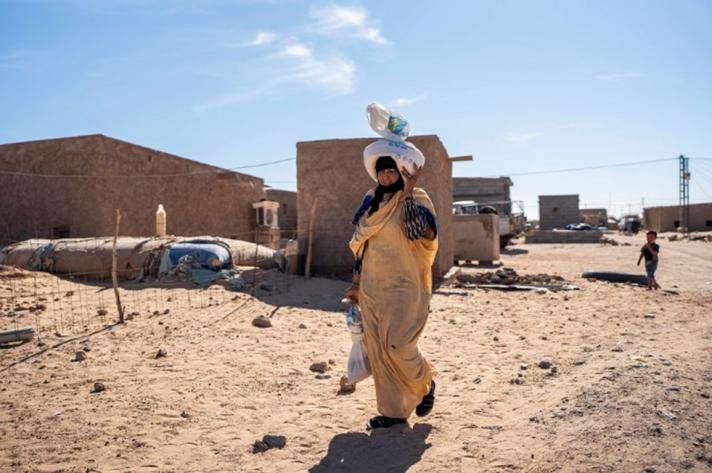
top-left (501, 247), bottom-right (529, 256)
top-left (309, 423), bottom-right (432, 473)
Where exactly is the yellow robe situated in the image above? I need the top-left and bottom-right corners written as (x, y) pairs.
top-left (349, 187), bottom-right (438, 418)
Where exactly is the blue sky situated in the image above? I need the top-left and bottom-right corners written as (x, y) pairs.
top-left (2, 0), bottom-right (711, 219)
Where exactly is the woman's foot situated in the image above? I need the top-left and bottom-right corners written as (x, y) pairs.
top-left (366, 416), bottom-right (406, 430)
top-left (415, 380), bottom-right (436, 417)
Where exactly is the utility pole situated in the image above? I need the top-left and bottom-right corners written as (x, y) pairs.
top-left (679, 155), bottom-right (690, 233)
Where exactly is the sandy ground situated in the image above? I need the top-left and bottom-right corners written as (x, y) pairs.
top-left (1, 233), bottom-right (711, 473)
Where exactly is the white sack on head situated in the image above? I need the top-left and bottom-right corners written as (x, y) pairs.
top-left (363, 138), bottom-right (425, 182)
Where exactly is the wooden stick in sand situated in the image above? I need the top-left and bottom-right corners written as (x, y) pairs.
top-left (112, 209), bottom-right (125, 324)
top-left (305, 198), bottom-right (318, 279)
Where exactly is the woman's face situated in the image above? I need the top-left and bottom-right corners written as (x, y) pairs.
top-left (377, 168), bottom-right (400, 187)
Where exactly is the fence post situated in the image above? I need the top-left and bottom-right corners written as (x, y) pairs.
top-left (112, 209), bottom-right (125, 323)
top-left (305, 198), bottom-right (318, 279)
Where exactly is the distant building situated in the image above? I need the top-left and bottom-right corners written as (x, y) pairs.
top-left (296, 135), bottom-right (454, 278)
top-left (0, 134), bottom-right (266, 244)
top-left (539, 195), bottom-right (579, 230)
top-left (580, 208), bottom-right (608, 227)
top-left (453, 177), bottom-right (513, 215)
top-left (643, 203), bottom-right (712, 232)
top-left (266, 188), bottom-right (297, 238)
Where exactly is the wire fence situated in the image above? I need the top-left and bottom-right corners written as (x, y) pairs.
top-left (0, 228), bottom-right (304, 354)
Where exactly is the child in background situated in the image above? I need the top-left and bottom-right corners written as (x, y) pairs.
top-left (637, 230), bottom-right (661, 290)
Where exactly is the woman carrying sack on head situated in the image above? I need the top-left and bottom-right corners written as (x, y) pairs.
top-left (345, 151), bottom-right (439, 430)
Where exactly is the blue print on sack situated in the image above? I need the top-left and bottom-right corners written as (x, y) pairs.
top-left (388, 116), bottom-right (409, 137)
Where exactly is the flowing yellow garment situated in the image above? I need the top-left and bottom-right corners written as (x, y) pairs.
top-left (349, 187), bottom-right (438, 418)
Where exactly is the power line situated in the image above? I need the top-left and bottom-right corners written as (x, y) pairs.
top-left (691, 175), bottom-right (712, 200)
top-left (0, 157), bottom-right (296, 179)
top-left (494, 157), bottom-right (676, 178)
top-left (0, 154), bottom-right (703, 180)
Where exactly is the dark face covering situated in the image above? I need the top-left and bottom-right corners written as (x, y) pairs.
top-left (369, 156), bottom-right (404, 215)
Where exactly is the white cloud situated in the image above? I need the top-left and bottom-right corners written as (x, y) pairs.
top-left (282, 43), bottom-right (312, 58)
top-left (280, 42), bottom-right (355, 95)
top-left (503, 132), bottom-right (542, 144)
top-left (223, 31), bottom-right (276, 48)
top-left (597, 72), bottom-right (647, 81)
top-left (392, 93), bottom-right (427, 107)
top-left (194, 41), bottom-right (356, 112)
top-left (310, 4), bottom-right (388, 44)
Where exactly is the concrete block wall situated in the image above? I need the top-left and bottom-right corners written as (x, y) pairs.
top-left (453, 214), bottom-right (500, 262)
top-left (539, 195), bottom-right (580, 230)
top-left (526, 230), bottom-right (603, 244)
top-left (579, 208), bottom-right (608, 226)
top-left (297, 135), bottom-right (453, 278)
top-left (453, 177), bottom-right (513, 215)
top-left (0, 135), bottom-right (265, 244)
top-left (643, 203), bottom-right (712, 232)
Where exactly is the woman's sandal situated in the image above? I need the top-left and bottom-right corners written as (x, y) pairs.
top-left (366, 416), bottom-right (407, 430)
top-left (415, 380), bottom-right (436, 417)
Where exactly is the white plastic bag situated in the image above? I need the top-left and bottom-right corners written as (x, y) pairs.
top-left (345, 304), bottom-right (371, 384)
top-left (347, 332), bottom-right (371, 384)
top-left (366, 102), bottom-right (410, 142)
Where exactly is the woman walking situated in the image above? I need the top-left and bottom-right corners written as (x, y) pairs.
top-left (346, 155), bottom-right (438, 430)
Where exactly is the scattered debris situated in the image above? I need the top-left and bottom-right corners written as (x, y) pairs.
top-left (309, 361), bottom-right (329, 373)
top-left (338, 376), bottom-right (356, 394)
top-left (252, 441), bottom-right (270, 454)
top-left (600, 237), bottom-right (619, 246)
top-left (97, 309), bottom-right (108, 316)
top-left (538, 360), bottom-right (552, 369)
top-left (0, 326), bottom-right (35, 344)
top-left (656, 410), bottom-right (677, 421)
top-left (298, 323), bottom-right (307, 329)
top-left (252, 316), bottom-right (272, 328)
top-left (73, 351), bottom-right (87, 362)
top-left (91, 382), bottom-right (106, 393)
top-left (453, 268), bottom-right (577, 292)
top-left (155, 347), bottom-right (168, 359)
top-left (252, 435), bottom-right (287, 453)
top-left (180, 411), bottom-right (190, 419)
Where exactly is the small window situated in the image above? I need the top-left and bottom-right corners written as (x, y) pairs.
top-left (53, 225), bottom-right (70, 239)
top-left (552, 207), bottom-right (559, 213)
top-left (673, 220), bottom-right (680, 228)
top-left (282, 203), bottom-right (288, 214)
top-left (706, 220), bottom-right (712, 227)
